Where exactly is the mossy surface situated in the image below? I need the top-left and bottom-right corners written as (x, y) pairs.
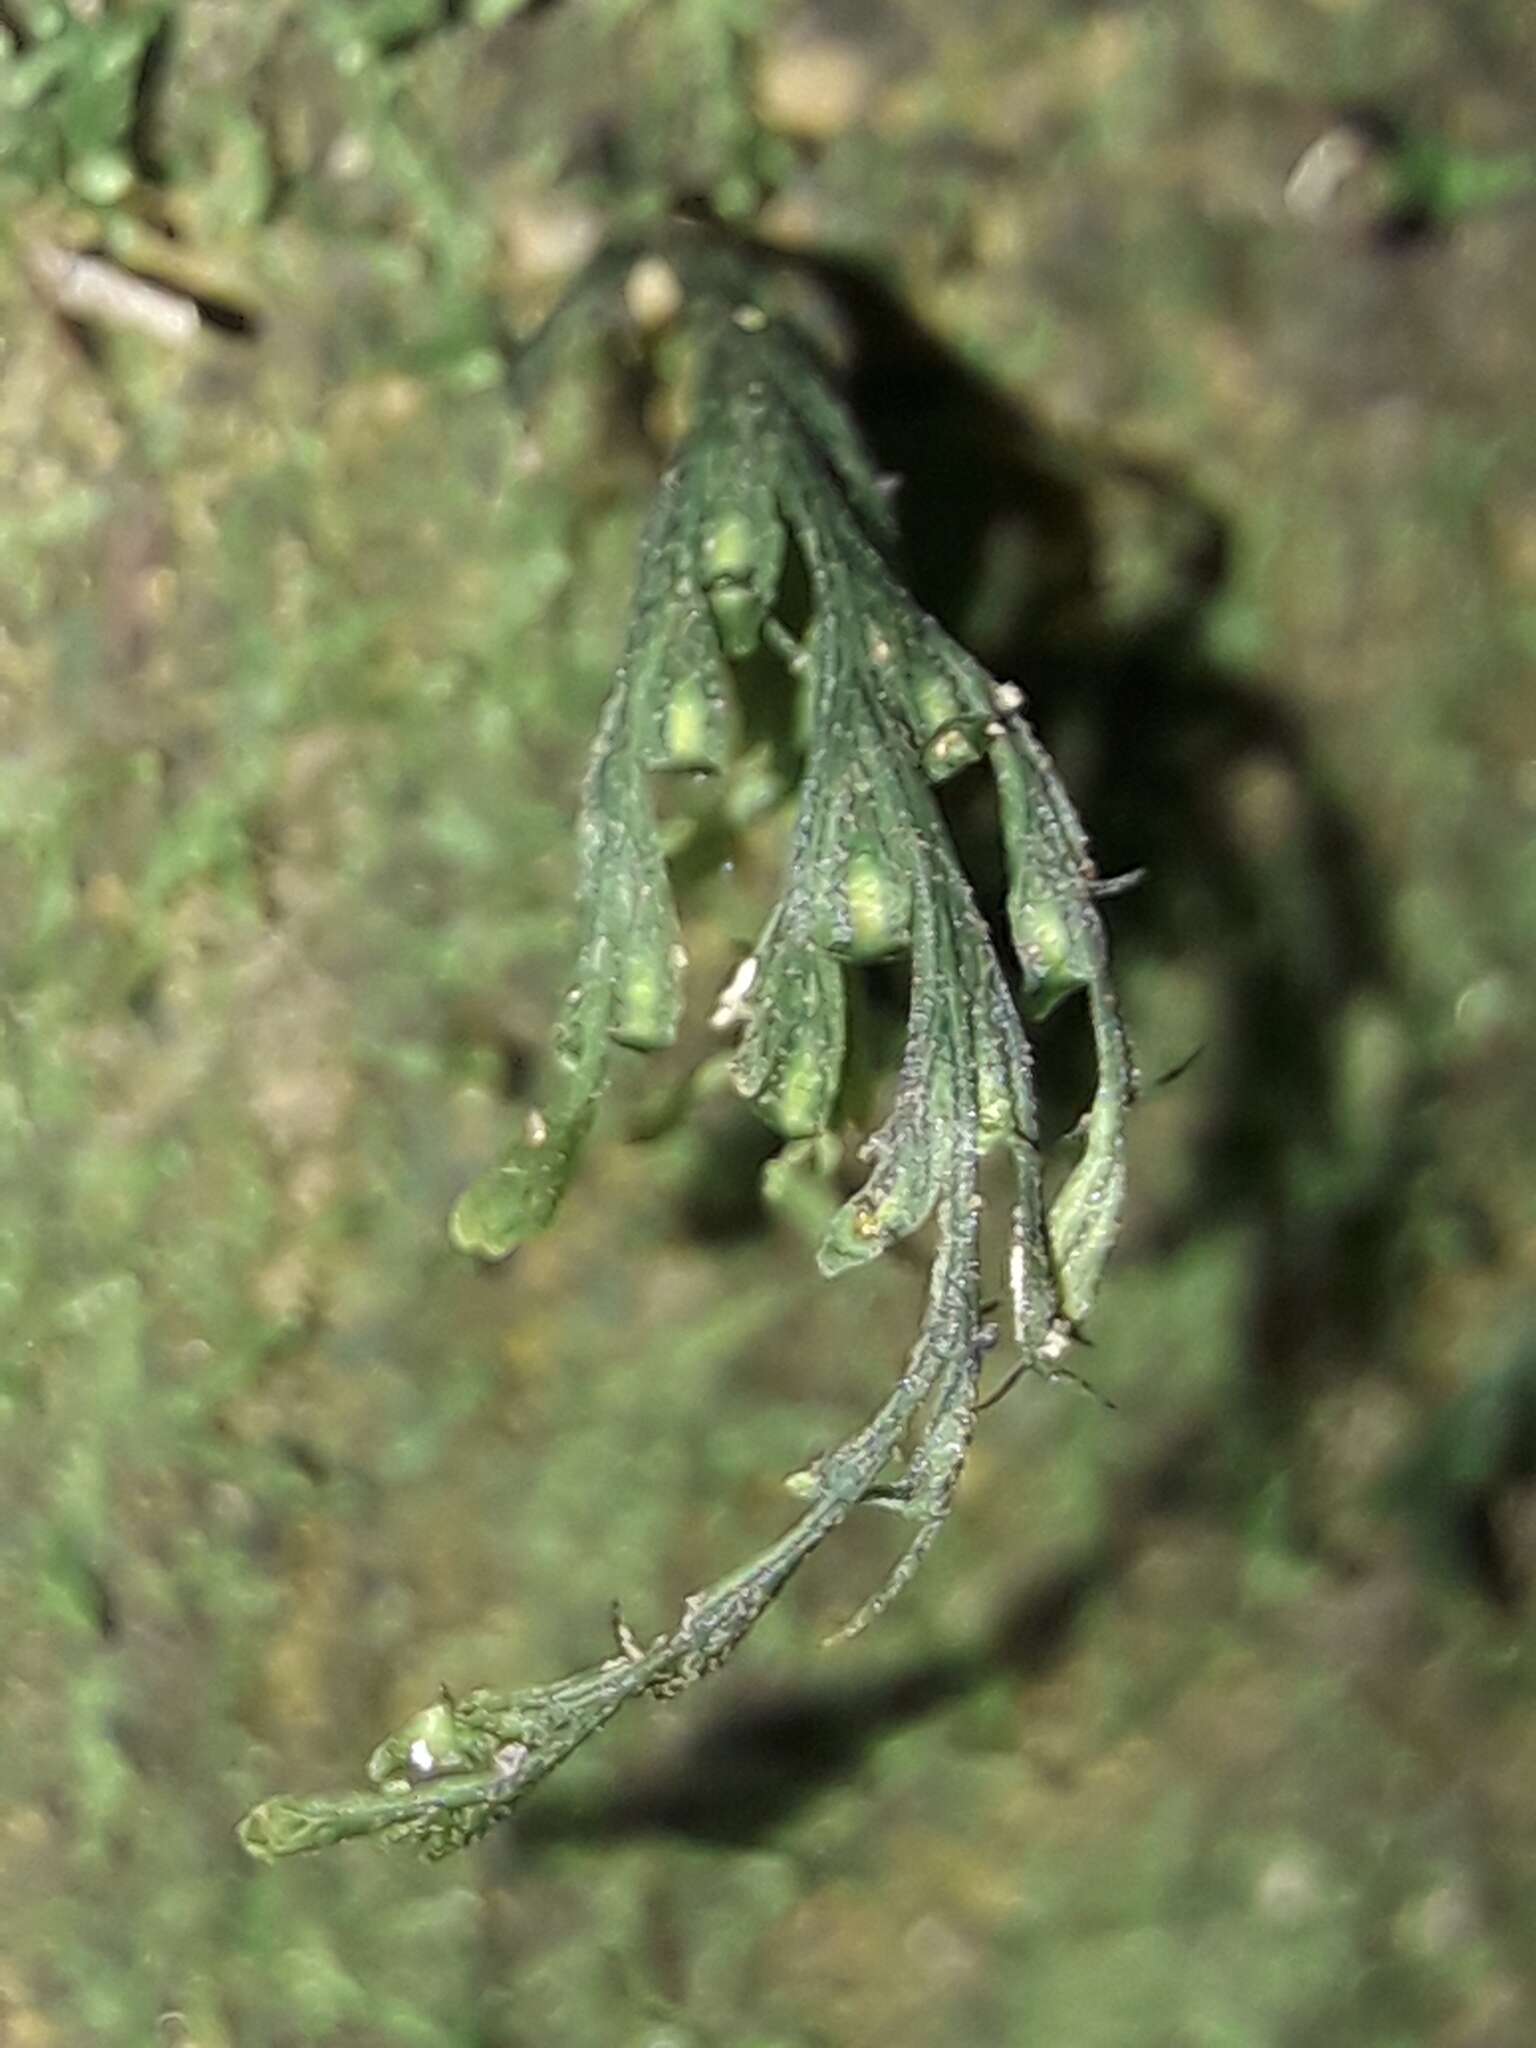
top-left (4, 2), bottom-right (1536, 2041)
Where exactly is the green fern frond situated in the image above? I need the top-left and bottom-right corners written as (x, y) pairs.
top-left (239, 228), bottom-right (1133, 1862)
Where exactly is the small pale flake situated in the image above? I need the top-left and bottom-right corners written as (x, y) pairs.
top-left (26, 243), bottom-right (200, 347)
top-left (623, 255), bottom-right (684, 332)
top-left (756, 34), bottom-right (870, 139)
top-left (1008, 1233), bottom-right (1027, 1328)
top-left (1040, 1321), bottom-right (1073, 1364)
top-left (524, 1109), bottom-right (549, 1148)
top-left (709, 953), bottom-right (759, 1031)
top-left (493, 1741), bottom-right (531, 1783)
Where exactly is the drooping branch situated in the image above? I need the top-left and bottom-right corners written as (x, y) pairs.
top-left (239, 227), bottom-right (1132, 1862)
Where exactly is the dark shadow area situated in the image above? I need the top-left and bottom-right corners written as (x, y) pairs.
top-left (1388, 1332), bottom-right (1536, 1611)
top-left (0, 3), bottom-right (34, 53)
top-left (769, 241), bottom-right (1423, 1422)
top-left (127, 10), bottom-right (175, 188)
top-left (184, 288), bottom-right (263, 339)
top-left (377, 2), bottom-right (469, 63)
top-left (475, 238), bottom-right (1467, 1863)
top-left (651, 237), bottom-right (1425, 1428)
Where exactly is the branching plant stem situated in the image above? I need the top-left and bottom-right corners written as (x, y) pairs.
top-left (239, 225), bottom-right (1133, 1863)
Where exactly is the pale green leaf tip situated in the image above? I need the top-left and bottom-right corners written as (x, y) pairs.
top-left (236, 1797), bottom-right (316, 1863)
top-left (816, 1209), bottom-right (887, 1277)
top-left (448, 1162), bottom-right (562, 1261)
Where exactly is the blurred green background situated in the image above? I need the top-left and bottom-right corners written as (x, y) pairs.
top-left (4, 2), bottom-right (1536, 2042)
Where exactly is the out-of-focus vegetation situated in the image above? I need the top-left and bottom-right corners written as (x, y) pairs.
top-left (3, 1), bottom-right (1536, 2043)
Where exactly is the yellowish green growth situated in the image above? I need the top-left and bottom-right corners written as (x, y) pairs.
top-left (841, 844), bottom-right (913, 960)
